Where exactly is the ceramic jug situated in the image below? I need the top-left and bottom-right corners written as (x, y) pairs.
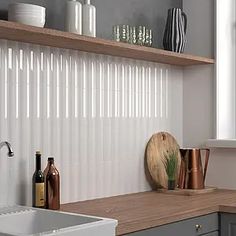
top-left (163, 8), bottom-right (187, 53)
top-left (178, 148), bottom-right (210, 189)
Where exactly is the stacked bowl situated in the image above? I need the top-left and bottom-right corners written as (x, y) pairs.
top-left (8, 3), bottom-right (46, 28)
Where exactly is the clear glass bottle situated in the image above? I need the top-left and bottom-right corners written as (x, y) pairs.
top-left (44, 157), bottom-right (60, 210)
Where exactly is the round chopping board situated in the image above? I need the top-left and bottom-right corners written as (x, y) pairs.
top-left (145, 132), bottom-right (181, 189)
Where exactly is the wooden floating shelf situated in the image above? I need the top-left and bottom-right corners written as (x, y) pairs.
top-left (0, 20), bottom-right (215, 66)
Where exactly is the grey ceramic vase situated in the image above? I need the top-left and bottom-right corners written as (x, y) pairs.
top-left (163, 8), bottom-right (187, 53)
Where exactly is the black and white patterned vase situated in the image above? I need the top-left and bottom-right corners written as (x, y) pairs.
top-left (163, 8), bottom-right (187, 53)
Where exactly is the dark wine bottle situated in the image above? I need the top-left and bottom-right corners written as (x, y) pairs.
top-left (32, 151), bottom-right (45, 208)
top-left (44, 157), bottom-right (60, 210)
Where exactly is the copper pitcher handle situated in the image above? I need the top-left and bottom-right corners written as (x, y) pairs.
top-left (201, 148), bottom-right (210, 182)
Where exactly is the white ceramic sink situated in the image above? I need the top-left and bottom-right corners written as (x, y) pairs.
top-left (0, 206), bottom-right (117, 236)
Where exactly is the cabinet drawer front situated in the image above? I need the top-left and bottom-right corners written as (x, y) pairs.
top-left (203, 231), bottom-right (219, 236)
top-left (126, 213), bottom-right (219, 236)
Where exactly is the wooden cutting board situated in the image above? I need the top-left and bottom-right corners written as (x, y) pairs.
top-left (145, 132), bottom-right (181, 189)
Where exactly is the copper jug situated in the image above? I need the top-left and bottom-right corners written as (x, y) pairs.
top-left (178, 148), bottom-right (210, 189)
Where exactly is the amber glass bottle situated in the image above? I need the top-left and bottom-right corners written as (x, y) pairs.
top-left (44, 157), bottom-right (60, 210)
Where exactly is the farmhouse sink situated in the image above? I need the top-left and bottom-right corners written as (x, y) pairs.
top-left (0, 206), bottom-right (117, 236)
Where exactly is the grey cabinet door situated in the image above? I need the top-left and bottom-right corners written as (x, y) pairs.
top-left (125, 213), bottom-right (218, 236)
top-left (220, 213), bottom-right (236, 236)
top-left (203, 232), bottom-right (219, 236)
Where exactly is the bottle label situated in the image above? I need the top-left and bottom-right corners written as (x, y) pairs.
top-left (35, 183), bottom-right (45, 207)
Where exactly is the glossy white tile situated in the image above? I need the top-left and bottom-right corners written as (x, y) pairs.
top-left (0, 39), bottom-right (183, 205)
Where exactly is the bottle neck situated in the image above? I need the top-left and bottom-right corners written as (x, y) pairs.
top-left (48, 160), bottom-right (54, 166)
top-left (36, 156), bottom-right (41, 171)
top-left (85, 0), bottom-right (91, 4)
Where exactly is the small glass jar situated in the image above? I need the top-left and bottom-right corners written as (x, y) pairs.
top-left (142, 26), bottom-right (146, 45)
top-left (112, 25), bottom-right (120, 42)
top-left (129, 26), bottom-right (137, 44)
top-left (145, 29), bottom-right (153, 47)
top-left (149, 29), bottom-right (153, 47)
top-left (120, 24), bottom-right (130, 43)
top-left (137, 26), bottom-right (146, 46)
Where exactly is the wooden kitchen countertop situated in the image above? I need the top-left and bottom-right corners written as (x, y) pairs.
top-left (61, 189), bottom-right (236, 235)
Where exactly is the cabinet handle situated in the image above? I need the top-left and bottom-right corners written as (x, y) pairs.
top-left (195, 224), bottom-right (202, 231)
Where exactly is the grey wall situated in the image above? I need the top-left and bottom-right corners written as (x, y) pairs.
top-left (182, 0), bottom-right (236, 190)
top-left (183, 0), bottom-right (214, 58)
top-left (0, 0), bottom-right (182, 48)
top-left (182, 0), bottom-right (215, 148)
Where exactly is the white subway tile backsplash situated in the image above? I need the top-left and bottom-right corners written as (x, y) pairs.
top-left (0, 39), bottom-right (183, 205)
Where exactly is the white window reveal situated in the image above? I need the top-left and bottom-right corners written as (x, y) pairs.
top-left (207, 0), bottom-right (236, 148)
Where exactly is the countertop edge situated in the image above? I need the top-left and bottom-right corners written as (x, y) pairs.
top-left (115, 206), bottom-right (220, 235)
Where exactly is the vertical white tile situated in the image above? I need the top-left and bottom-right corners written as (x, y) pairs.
top-left (0, 39), bottom-right (183, 205)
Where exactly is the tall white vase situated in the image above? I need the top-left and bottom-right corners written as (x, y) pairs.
top-left (82, 0), bottom-right (96, 37)
top-left (65, 0), bottom-right (82, 34)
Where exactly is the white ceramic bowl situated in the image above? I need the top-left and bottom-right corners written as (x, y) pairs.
top-left (9, 17), bottom-right (45, 28)
top-left (10, 11), bottom-right (46, 17)
top-left (8, 3), bottom-right (46, 28)
top-left (11, 13), bottom-right (45, 19)
top-left (9, 3), bottom-right (45, 12)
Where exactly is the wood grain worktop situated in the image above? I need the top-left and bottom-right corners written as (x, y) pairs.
top-left (61, 189), bottom-right (236, 235)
